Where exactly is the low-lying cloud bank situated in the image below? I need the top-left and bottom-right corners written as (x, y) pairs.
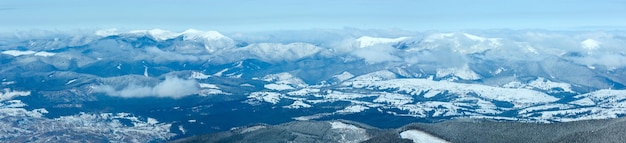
top-left (94, 77), bottom-right (199, 98)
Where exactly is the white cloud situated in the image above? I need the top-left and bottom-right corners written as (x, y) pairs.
top-left (153, 77), bottom-right (199, 98)
top-left (575, 54), bottom-right (626, 69)
top-left (94, 77), bottom-right (199, 98)
top-left (352, 44), bottom-right (401, 64)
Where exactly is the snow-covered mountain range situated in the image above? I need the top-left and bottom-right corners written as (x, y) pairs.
top-left (1, 29), bottom-right (625, 142)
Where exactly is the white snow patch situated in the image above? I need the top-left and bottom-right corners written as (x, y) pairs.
top-left (527, 47), bottom-right (539, 54)
top-left (424, 33), bottom-right (456, 42)
top-left (147, 117), bottom-right (159, 125)
top-left (197, 84), bottom-right (228, 95)
top-left (248, 92), bottom-right (282, 104)
top-left (463, 33), bottom-right (490, 41)
top-left (51, 112), bottom-right (174, 141)
top-left (528, 77), bottom-right (573, 93)
top-left (436, 64), bottom-right (481, 80)
top-left (574, 89), bottom-right (626, 100)
top-left (0, 88), bottom-right (31, 101)
top-left (503, 77), bottom-right (573, 93)
top-left (264, 84), bottom-right (295, 91)
top-left (261, 73), bottom-right (306, 90)
top-left (518, 104), bottom-right (575, 114)
top-left (2, 81), bottom-right (16, 85)
top-left (191, 71), bottom-right (210, 79)
top-left (400, 130), bottom-right (449, 143)
top-left (337, 105), bottom-right (369, 113)
top-left (239, 125), bottom-right (267, 133)
top-left (65, 79), bottom-right (77, 85)
top-left (129, 29), bottom-right (179, 41)
top-left (329, 121), bottom-right (369, 143)
top-left (287, 88), bottom-right (320, 96)
top-left (292, 113), bottom-right (332, 121)
top-left (373, 93), bottom-right (412, 106)
top-left (33, 51), bottom-right (56, 57)
top-left (533, 107), bottom-right (624, 122)
top-left (1, 50), bottom-right (35, 56)
top-left (262, 73), bottom-right (306, 86)
top-left (198, 89), bottom-right (229, 96)
top-left (333, 71), bottom-right (355, 81)
top-left (179, 125), bottom-right (186, 134)
top-left (569, 98), bottom-right (595, 106)
top-left (2, 50), bottom-right (56, 57)
top-left (494, 67), bottom-right (506, 75)
top-left (95, 28), bottom-right (119, 37)
top-left (240, 83), bottom-right (254, 87)
top-left (283, 100), bottom-right (312, 109)
top-left (348, 70), bottom-right (397, 82)
top-left (330, 122), bottom-right (361, 130)
top-left (143, 66), bottom-right (149, 77)
top-left (321, 90), bottom-right (377, 100)
top-left (587, 65), bottom-right (596, 69)
top-left (423, 90), bottom-right (442, 98)
top-left (232, 61), bottom-right (244, 68)
top-left (181, 29), bottom-right (229, 41)
top-left (227, 73), bottom-right (242, 78)
top-left (198, 83), bottom-right (219, 89)
top-left (212, 69), bottom-right (228, 77)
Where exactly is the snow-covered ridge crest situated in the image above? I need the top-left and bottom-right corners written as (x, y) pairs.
top-left (345, 78), bottom-right (559, 107)
top-left (95, 28), bottom-right (231, 41)
top-left (180, 29), bottom-right (228, 41)
top-left (94, 28), bottom-right (236, 53)
top-left (333, 71), bottom-right (355, 82)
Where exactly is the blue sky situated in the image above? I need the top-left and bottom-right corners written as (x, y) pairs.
top-left (1, 0), bottom-right (625, 32)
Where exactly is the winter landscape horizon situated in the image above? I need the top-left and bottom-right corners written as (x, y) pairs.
top-left (2, 0), bottom-right (626, 142)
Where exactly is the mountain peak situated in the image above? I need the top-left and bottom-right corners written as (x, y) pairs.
top-left (581, 39), bottom-right (600, 50)
top-left (180, 29), bottom-right (229, 41)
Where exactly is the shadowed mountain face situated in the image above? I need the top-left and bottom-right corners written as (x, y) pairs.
top-left (172, 118), bottom-right (626, 143)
